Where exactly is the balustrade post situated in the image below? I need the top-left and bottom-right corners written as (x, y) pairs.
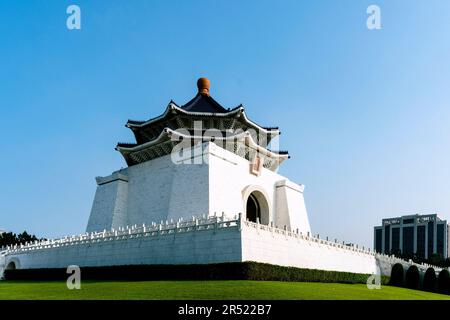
top-left (238, 212), bottom-right (242, 230)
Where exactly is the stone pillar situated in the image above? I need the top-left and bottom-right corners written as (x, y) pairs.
top-left (86, 172), bottom-right (129, 233)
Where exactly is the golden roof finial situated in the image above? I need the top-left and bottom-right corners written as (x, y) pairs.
top-left (197, 77), bottom-right (210, 96)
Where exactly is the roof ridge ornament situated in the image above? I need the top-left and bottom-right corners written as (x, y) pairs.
top-left (197, 77), bottom-right (210, 96)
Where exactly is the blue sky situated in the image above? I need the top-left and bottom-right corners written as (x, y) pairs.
top-left (1, 0), bottom-right (449, 249)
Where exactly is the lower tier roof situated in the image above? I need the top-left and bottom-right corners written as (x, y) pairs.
top-left (117, 128), bottom-right (289, 170)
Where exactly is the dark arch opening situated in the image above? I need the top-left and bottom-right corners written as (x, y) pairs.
top-left (438, 269), bottom-right (450, 294)
top-left (6, 261), bottom-right (16, 270)
top-left (389, 263), bottom-right (404, 287)
top-left (423, 268), bottom-right (437, 292)
top-left (246, 194), bottom-right (261, 223)
top-left (405, 265), bottom-right (420, 289)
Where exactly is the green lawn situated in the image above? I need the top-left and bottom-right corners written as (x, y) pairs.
top-left (0, 280), bottom-right (448, 300)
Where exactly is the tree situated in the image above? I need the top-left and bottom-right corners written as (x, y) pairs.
top-left (0, 231), bottom-right (44, 249)
top-left (0, 232), bottom-right (17, 248)
top-left (429, 253), bottom-right (444, 267)
top-left (17, 231), bottom-right (38, 244)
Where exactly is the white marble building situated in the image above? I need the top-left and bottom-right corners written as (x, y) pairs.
top-left (87, 142), bottom-right (310, 237)
top-left (0, 78), bottom-right (429, 279)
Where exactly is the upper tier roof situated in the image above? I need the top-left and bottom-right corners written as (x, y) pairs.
top-left (117, 78), bottom-right (287, 168)
top-left (125, 102), bottom-right (279, 147)
top-left (181, 92), bottom-right (229, 113)
top-left (126, 77), bottom-right (278, 132)
top-left (125, 79), bottom-right (280, 146)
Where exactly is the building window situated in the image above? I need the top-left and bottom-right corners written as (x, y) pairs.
top-left (437, 224), bottom-right (444, 257)
top-left (417, 226), bottom-right (425, 259)
top-left (403, 226), bottom-right (414, 256)
top-left (391, 228), bottom-right (400, 255)
top-left (428, 221), bottom-right (434, 256)
top-left (384, 225), bottom-right (390, 254)
top-left (375, 229), bottom-right (382, 253)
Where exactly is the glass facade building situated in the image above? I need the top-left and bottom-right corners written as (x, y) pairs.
top-left (374, 214), bottom-right (449, 259)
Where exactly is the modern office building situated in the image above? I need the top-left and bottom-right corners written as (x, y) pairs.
top-left (374, 214), bottom-right (449, 259)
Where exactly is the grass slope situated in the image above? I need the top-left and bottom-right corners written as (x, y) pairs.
top-left (0, 280), bottom-right (448, 300)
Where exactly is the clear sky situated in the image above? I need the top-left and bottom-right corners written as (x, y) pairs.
top-left (1, 0), bottom-right (449, 249)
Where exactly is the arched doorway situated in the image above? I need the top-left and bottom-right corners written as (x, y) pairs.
top-left (6, 261), bottom-right (16, 270)
top-left (244, 190), bottom-right (270, 225)
top-left (246, 194), bottom-right (261, 223)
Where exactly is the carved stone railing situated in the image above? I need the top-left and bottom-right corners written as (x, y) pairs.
top-left (3, 214), bottom-right (240, 255)
top-left (241, 220), bottom-right (442, 272)
top-left (2, 213), bottom-right (442, 273)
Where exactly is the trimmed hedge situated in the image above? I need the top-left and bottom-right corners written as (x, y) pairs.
top-left (237, 262), bottom-right (390, 284)
top-left (423, 268), bottom-right (437, 292)
top-left (438, 269), bottom-right (450, 294)
top-left (405, 265), bottom-right (420, 289)
top-left (389, 263), bottom-right (404, 287)
top-left (3, 261), bottom-right (390, 285)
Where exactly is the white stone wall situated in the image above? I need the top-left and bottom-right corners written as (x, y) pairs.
top-left (239, 221), bottom-right (438, 276)
top-left (0, 253), bottom-right (5, 279)
top-left (86, 173), bottom-right (129, 233)
top-left (207, 143), bottom-right (311, 234)
top-left (275, 180), bottom-right (311, 234)
top-left (86, 142), bottom-right (311, 235)
top-left (241, 221), bottom-right (378, 274)
top-left (87, 151), bottom-right (210, 232)
top-left (6, 220), bottom-right (241, 270)
top-left (126, 153), bottom-right (209, 226)
top-left (2, 217), bottom-right (436, 279)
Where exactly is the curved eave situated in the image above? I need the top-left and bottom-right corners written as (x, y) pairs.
top-left (117, 128), bottom-right (289, 161)
top-left (116, 128), bottom-right (172, 153)
top-left (240, 132), bottom-right (289, 161)
top-left (239, 110), bottom-right (281, 136)
top-left (126, 103), bottom-right (280, 137)
top-left (172, 129), bottom-right (288, 161)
